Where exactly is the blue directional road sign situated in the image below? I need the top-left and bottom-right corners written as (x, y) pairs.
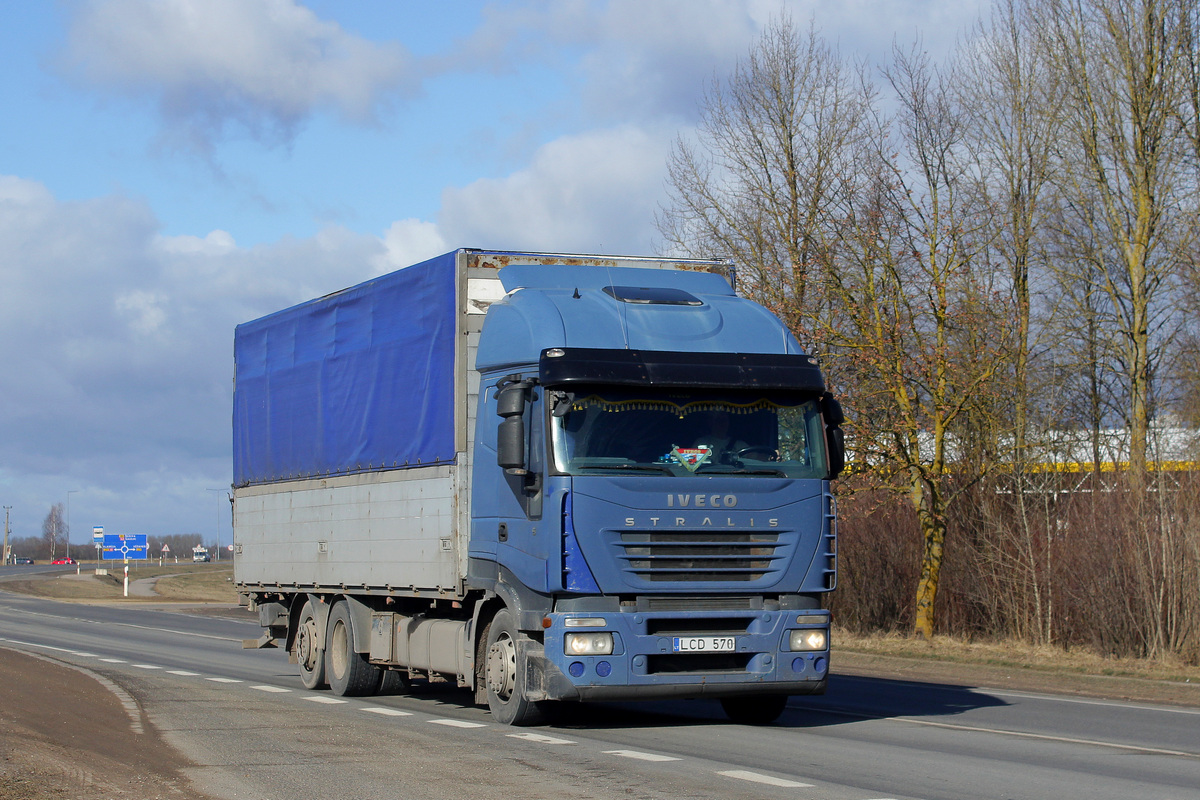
top-left (102, 534), bottom-right (148, 560)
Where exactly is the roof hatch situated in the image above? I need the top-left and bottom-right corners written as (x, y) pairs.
top-left (602, 285), bottom-right (703, 305)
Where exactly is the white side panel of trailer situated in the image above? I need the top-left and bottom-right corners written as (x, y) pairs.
top-left (233, 465), bottom-right (464, 596)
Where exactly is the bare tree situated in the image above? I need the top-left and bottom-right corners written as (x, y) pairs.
top-left (1036, 0), bottom-right (1197, 475)
top-left (657, 15), bottom-right (873, 347)
top-left (827, 44), bottom-right (1009, 639)
top-left (42, 503), bottom-right (66, 560)
top-left (957, 0), bottom-right (1065, 643)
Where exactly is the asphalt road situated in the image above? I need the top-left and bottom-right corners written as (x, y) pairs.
top-left (1, 587), bottom-right (1198, 800)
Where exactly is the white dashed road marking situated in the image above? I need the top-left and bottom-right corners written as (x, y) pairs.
top-left (507, 732), bottom-right (576, 745)
top-left (603, 750), bottom-right (681, 762)
top-left (250, 684), bottom-right (291, 693)
top-left (304, 696), bottom-right (348, 704)
top-left (430, 719), bottom-right (487, 728)
top-left (361, 707), bottom-right (413, 717)
top-left (718, 770), bottom-right (814, 788)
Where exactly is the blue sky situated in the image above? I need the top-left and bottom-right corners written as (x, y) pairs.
top-left (0, 0), bottom-right (984, 550)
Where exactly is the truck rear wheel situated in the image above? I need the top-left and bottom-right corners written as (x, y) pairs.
top-left (720, 694), bottom-right (789, 725)
top-left (484, 608), bottom-right (545, 726)
top-left (325, 601), bottom-right (380, 696)
top-left (376, 668), bottom-right (410, 695)
top-left (295, 601), bottom-right (326, 690)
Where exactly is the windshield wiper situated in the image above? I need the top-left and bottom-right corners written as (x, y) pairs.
top-left (696, 465), bottom-right (789, 477)
top-left (580, 463), bottom-right (676, 475)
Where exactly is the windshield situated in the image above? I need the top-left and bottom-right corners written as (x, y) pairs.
top-left (549, 389), bottom-right (829, 479)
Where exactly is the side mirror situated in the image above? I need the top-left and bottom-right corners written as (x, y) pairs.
top-left (822, 392), bottom-right (846, 479)
top-left (497, 416), bottom-right (526, 472)
top-left (496, 380), bottom-right (529, 474)
top-left (826, 426), bottom-right (845, 479)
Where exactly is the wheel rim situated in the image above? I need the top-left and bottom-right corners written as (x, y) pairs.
top-left (296, 616), bottom-right (320, 672)
top-left (330, 620), bottom-right (349, 680)
top-left (486, 632), bottom-right (517, 702)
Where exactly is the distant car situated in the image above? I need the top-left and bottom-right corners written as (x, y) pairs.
top-left (50, 557), bottom-right (77, 565)
top-left (13, 557), bottom-right (33, 565)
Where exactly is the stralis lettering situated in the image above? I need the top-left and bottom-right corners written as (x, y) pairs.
top-left (625, 516), bottom-right (779, 527)
top-left (667, 493), bottom-right (738, 508)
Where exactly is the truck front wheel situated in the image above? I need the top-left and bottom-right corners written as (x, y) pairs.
top-left (295, 601), bottom-right (326, 690)
top-left (484, 608), bottom-right (545, 726)
top-left (325, 601), bottom-right (380, 697)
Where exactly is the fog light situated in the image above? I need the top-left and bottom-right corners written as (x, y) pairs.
top-left (788, 629), bottom-right (827, 652)
top-left (565, 632), bottom-right (613, 656)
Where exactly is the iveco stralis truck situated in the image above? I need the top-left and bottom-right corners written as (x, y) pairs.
top-left (233, 248), bottom-right (844, 725)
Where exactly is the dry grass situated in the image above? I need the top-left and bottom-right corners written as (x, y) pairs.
top-left (3, 564), bottom-right (236, 603)
top-left (835, 626), bottom-right (1200, 685)
top-left (154, 567), bottom-right (238, 602)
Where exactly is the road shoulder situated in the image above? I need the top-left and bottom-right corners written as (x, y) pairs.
top-left (0, 646), bottom-right (214, 800)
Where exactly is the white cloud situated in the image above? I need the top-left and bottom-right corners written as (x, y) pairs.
top-left (61, 0), bottom-right (417, 150)
top-left (155, 230), bottom-right (237, 256)
top-left (0, 176), bottom-right (388, 539)
top-left (115, 290), bottom-right (169, 335)
top-left (372, 219), bottom-right (448, 274)
top-left (438, 125), bottom-right (674, 255)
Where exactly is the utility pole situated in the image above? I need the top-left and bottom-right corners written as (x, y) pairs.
top-left (67, 490), bottom-right (78, 560)
top-left (206, 488), bottom-right (224, 562)
top-left (3, 506), bottom-right (10, 565)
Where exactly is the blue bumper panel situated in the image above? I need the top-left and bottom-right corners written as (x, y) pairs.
top-left (541, 610), bottom-right (829, 701)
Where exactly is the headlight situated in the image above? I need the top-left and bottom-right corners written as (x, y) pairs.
top-left (565, 632), bottom-right (614, 656)
top-left (788, 629), bottom-right (827, 652)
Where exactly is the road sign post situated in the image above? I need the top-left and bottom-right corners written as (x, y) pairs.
top-left (101, 534), bottom-right (147, 597)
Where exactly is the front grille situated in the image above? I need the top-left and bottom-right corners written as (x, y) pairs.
top-left (642, 596), bottom-right (757, 611)
top-left (618, 530), bottom-right (782, 583)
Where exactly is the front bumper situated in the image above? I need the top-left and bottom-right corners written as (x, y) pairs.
top-left (532, 609), bottom-right (829, 702)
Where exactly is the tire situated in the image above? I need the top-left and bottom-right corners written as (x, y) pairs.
top-left (720, 694), bottom-right (789, 725)
top-left (376, 668), bottom-right (411, 695)
top-left (483, 608), bottom-right (546, 726)
top-left (325, 601), bottom-right (381, 697)
top-left (294, 600), bottom-right (327, 690)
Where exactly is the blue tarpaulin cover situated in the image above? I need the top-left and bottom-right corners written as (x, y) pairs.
top-left (234, 252), bottom-right (457, 487)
